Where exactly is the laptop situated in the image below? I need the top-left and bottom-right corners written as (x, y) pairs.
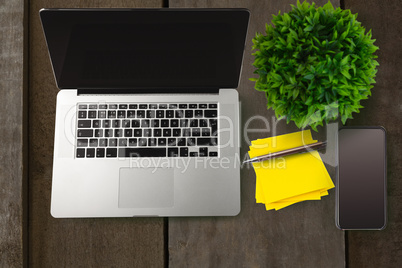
top-left (40, 8), bottom-right (249, 217)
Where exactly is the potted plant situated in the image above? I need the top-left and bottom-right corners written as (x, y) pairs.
top-left (251, 0), bottom-right (379, 131)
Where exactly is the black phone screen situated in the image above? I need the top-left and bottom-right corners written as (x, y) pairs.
top-left (336, 127), bottom-right (387, 230)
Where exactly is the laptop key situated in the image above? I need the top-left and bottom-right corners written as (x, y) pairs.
top-left (98, 110), bottom-right (106, 118)
top-left (149, 104), bottom-right (158, 109)
top-left (204, 110), bottom-right (218, 118)
top-left (187, 138), bottom-right (196, 146)
top-left (180, 147), bottom-right (189, 157)
top-left (194, 110), bottom-right (203, 118)
top-left (77, 129), bottom-right (93, 137)
top-left (146, 110), bottom-right (155, 118)
top-left (136, 110), bottom-right (145, 118)
top-left (197, 138), bottom-right (218, 146)
top-left (124, 129), bottom-right (132, 137)
top-left (139, 104), bottom-right (147, 109)
top-left (156, 110), bottom-right (164, 118)
top-left (106, 148), bottom-right (117, 157)
top-left (208, 104), bottom-right (217, 108)
top-left (202, 128), bottom-right (210, 136)
top-left (200, 119), bottom-right (208, 127)
top-left (103, 120), bottom-right (111, 128)
top-left (141, 119), bottom-right (150, 127)
top-left (175, 110), bottom-right (184, 118)
top-left (161, 120), bottom-right (169, 127)
top-left (148, 138), bottom-right (157, 146)
top-left (109, 104), bottom-right (118, 109)
top-left (177, 138), bottom-right (186, 146)
top-left (99, 139), bottom-right (107, 147)
top-left (77, 139), bottom-right (88, 147)
top-left (99, 104), bottom-right (107, 109)
top-left (122, 120), bottom-right (130, 128)
top-left (86, 148), bottom-right (95, 158)
top-left (114, 129), bottom-right (123, 137)
top-left (93, 120), bottom-right (100, 128)
top-left (78, 104), bottom-right (87, 109)
top-left (105, 129), bottom-right (113, 137)
top-left (158, 138), bottom-right (167, 146)
top-left (191, 128), bottom-right (201, 137)
top-left (171, 119), bottom-right (179, 127)
top-left (78, 120), bottom-right (91, 128)
top-left (108, 110), bottom-right (116, 118)
top-left (127, 110), bottom-right (135, 118)
top-left (95, 129), bottom-right (103, 137)
top-left (189, 104), bottom-right (197, 108)
top-left (129, 104), bottom-right (137, 109)
top-left (166, 110), bottom-right (174, 118)
top-left (163, 129), bottom-right (171, 137)
top-left (144, 129), bottom-right (152, 137)
top-left (119, 138), bottom-right (127, 146)
top-left (76, 148), bottom-right (85, 158)
top-left (179, 104), bottom-right (187, 109)
top-left (89, 139), bottom-right (98, 147)
top-left (154, 128), bottom-right (162, 137)
top-left (118, 148), bottom-right (166, 157)
top-left (132, 120), bottom-right (140, 128)
top-left (199, 104), bottom-right (207, 108)
top-left (109, 138), bottom-right (117, 147)
top-left (209, 151), bottom-right (218, 157)
top-left (88, 111), bottom-right (96, 118)
top-left (199, 147), bottom-right (208, 157)
top-left (129, 138), bottom-right (138, 146)
top-left (96, 148), bottom-right (105, 158)
top-left (151, 119), bottom-right (160, 127)
top-left (78, 111), bottom-right (87, 118)
top-left (112, 120), bottom-right (120, 128)
top-left (172, 128), bottom-right (181, 137)
top-left (139, 138), bottom-right (147, 146)
top-left (168, 138), bottom-right (176, 146)
top-left (134, 129), bottom-right (142, 137)
top-left (117, 110), bottom-right (126, 118)
top-left (119, 104), bottom-right (127, 109)
top-left (185, 110), bottom-right (193, 118)
top-left (168, 147), bottom-right (179, 157)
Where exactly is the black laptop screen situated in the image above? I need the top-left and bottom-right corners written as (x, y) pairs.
top-left (40, 9), bottom-right (249, 90)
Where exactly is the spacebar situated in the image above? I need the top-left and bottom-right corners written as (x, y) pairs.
top-left (118, 148), bottom-right (166, 157)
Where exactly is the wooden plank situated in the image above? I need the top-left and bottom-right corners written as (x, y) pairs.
top-left (28, 1), bottom-right (166, 267)
top-left (0, 0), bottom-right (28, 267)
top-left (343, 0), bottom-right (402, 266)
top-left (168, 1), bottom-right (345, 267)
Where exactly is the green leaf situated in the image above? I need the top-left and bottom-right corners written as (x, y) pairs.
top-left (304, 74), bottom-right (315, 80)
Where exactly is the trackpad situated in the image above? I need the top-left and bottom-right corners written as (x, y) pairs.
top-left (119, 167), bottom-right (174, 208)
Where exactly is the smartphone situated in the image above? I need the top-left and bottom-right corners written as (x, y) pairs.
top-left (336, 127), bottom-right (387, 230)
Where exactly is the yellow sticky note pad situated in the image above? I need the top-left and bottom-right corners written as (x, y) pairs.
top-left (249, 130), bottom-right (334, 211)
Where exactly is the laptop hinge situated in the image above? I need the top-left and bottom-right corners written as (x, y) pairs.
top-left (77, 88), bottom-right (220, 95)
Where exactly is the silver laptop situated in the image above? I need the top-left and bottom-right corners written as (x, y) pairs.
top-left (40, 8), bottom-right (249, 217)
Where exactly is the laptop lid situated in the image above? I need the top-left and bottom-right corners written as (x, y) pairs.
top-left (40, 8), bottom-right (250, 92)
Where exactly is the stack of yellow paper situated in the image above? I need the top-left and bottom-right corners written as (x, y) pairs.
top-left (249, 130), bottom-right (334, 210)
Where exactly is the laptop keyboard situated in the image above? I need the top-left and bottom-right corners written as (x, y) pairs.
top-left (75, 103), bottom-right (219, 158)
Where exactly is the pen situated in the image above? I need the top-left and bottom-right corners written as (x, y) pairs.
top-left (244, 141), bottom-right (327, 164)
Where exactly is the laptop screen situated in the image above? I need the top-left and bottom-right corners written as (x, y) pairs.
top-left (40, 9), bottom-right (249, 91)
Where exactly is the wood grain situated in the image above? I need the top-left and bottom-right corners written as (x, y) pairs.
top-left (29, 1), bottom-right (165, 267)
top-left (343, 0), bottom-right (402, 267)
top-left (0, 0), bottom-right (27, 266)
top-left (168, 1), bottom-right (345, 267)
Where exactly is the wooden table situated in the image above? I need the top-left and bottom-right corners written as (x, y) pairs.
top-left (1, 0), bottom-right (401, 267)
